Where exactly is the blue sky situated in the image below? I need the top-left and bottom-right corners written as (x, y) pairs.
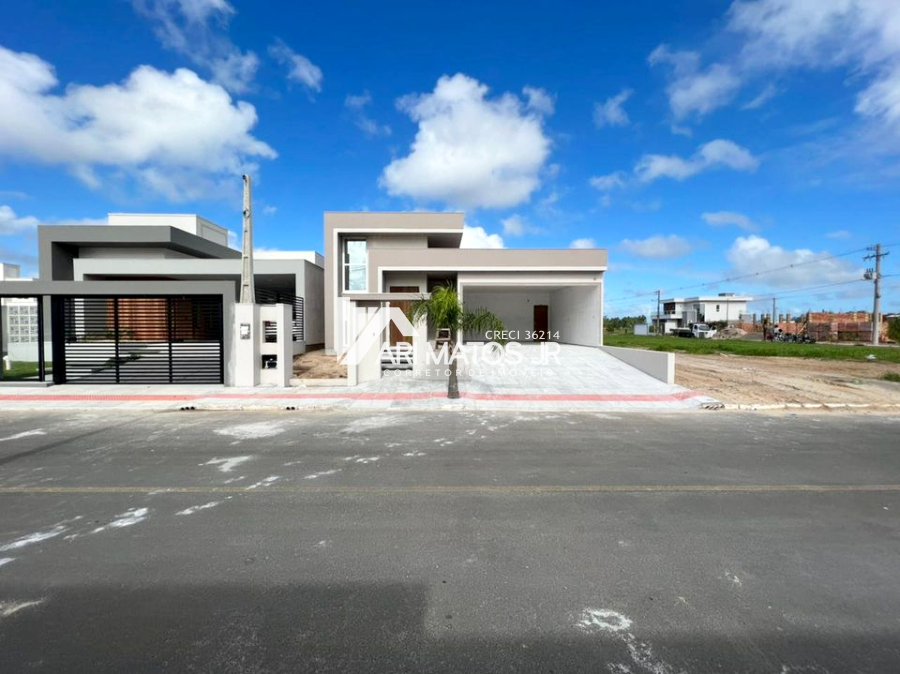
top-left (1, 0), bottom-right (899, 317)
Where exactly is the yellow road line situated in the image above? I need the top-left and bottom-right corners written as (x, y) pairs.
top-left (0, 484), bottom-right (898, 495)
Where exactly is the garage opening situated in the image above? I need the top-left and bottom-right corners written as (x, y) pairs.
top-left (54, 296), bottom-right (224, 384)
top-left (462, 284), bottom-right (601, 346)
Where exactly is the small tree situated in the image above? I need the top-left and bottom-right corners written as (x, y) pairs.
top-left (407, 284), bottom-right (504, 399)
top-left (888, 317), bottom-right (900, 344)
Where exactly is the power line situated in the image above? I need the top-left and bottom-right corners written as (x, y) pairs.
top-left (605, 245), bottom-right (870, 306)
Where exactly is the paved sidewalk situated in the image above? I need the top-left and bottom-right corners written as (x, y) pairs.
top-left (0, 381), bottom-right (715, 413)
top-left (0, 346), bottom-right (718, 412)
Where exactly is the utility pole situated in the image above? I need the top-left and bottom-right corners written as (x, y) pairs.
top-left (865, 244), bottom-right (889, 346)
top-left (656, 290), bottom-right (661, 336)
top-left (239, 174), bottom-right (255, 304)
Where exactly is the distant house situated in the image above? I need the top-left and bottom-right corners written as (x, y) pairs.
top-left (653, 293), bottom-right (753, 334)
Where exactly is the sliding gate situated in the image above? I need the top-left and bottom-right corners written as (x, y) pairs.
top-left (55, 296), bottom-right (224, 384)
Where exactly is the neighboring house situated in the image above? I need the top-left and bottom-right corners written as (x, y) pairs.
top-left (653, 293), bottom-right (753, 334)
top-left (0, 214), bottom-right (324, 385)
top-left (0, 263), bottom-right (40, 370)
top-left (324, 212), bottom-right (608, 358)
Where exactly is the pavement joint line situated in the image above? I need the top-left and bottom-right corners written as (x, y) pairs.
top-left (0, 484), bottom-right (898, 494)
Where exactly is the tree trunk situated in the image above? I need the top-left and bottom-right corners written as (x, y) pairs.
top-left (447, 339), bottom-right (460, 399)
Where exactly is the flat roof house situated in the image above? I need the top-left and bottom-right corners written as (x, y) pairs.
top-left (653, 293), bottom-right (753, 334)
top-left (325, 212), bottom-right (607, 359)
top-left (0, 213), bottom-right (324, 385)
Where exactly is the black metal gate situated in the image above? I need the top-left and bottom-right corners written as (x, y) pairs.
top-left (55, 296), bottom-right (223, 384)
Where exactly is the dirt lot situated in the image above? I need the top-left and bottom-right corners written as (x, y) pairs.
top-left (676, 353), bottom-right (900, 405)
top-left (293, 349), bottom-right (346, 379)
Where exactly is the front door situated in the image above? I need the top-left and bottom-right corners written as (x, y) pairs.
top-left (533, 305), bottom-right (549, 341)
top-left (389, 286), bottom-right (418, 345)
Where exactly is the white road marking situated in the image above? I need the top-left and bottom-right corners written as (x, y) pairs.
top-left (303, 469), bottom-right (341, 480)
top-left (0, 525), bottom-right (68, 552)
top-left (0, 430), bottom-right (47, 443)
top-left (0, 599), bottom-right (44, 618)
top-left (247, 476), bottom-right (281, 489)
top-left (342, 416), bottom-right (403, 434)
top-left (91, 508), bottom-right (149, 534)
top-left (402, 451), bottom-right (426, 457)
top-left (0, 558), bottom-right (15, 568)
top-left (214, 422), bottom-right (287, 441)
top-left (576, 608), bottom-right (681, 674)
top-left (176, 501), bottom-right (222, 516)
top-left (203, 456), bottom-right (254, 473)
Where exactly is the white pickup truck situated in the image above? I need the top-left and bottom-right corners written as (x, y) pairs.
top-left (671, 323), bottom-right (717, 339)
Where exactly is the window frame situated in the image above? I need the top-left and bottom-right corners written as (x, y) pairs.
top-left (342, 238), bottom-right (368, 293)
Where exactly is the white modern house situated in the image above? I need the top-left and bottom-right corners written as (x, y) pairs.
top-left (653, 293), bottom-right (753, 334)
top-left (324, 212), bottom-right (608, 364)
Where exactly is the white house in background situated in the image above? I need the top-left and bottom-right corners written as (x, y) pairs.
top-left (653, 293), bottom-right (753, 334)
top-left (0, 263), bottom-right (40, 368)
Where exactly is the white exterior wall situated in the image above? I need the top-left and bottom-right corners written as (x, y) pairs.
top-left (700, 300), bottom-right (749, 322)
top-left (550, 285), bottom-right (601, 346)
top-left (462, 290), bottom-right (550, 341)
top-left (302, 261), bottom-right (325, 347)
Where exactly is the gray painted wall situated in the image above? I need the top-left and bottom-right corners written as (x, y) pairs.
top-left (600, 345), bottom-right (675, 384)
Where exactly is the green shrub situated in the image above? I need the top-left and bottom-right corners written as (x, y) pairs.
top-left (888, 318), bottom-right (900, 343)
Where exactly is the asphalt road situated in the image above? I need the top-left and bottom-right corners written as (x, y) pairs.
top-left (0, 410), bottom-right (898, 673)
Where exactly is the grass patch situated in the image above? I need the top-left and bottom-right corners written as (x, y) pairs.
top-left (605, 334), bottom-right (900, 363)
top-left (884, 372), bottom-right (900, 383)
top-left (1, 360), bottom-right (41, 380)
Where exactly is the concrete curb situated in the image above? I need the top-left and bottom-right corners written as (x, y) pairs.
top-left (719, 402), bottom-right (900, 411)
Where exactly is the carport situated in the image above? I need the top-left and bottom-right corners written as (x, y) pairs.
top-left (458, 275), bottom-right (603, 347)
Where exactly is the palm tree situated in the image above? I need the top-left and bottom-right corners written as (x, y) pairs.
top-left (407, 284), bottom-right (504, 399)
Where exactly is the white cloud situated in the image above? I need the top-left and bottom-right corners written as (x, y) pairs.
top-left (262, 205), bottom-right (277, 215)
top-left (268, 39), bottom-right (323, 93)
top-left (742, 82), bottom-right (779, 110)
top-left (726, 235), bottom-right (862, 288)
top-left (500, 214), bottom-right (542, 237)
top-left (523, 86), bottom-right (556, 116)
top-left (0, 45), bottom-right (275, 201)
top-left (460, 224), bottom-right (504, 249)
top-left (380, 74), bottom-right (553, 209)
top-left (594, 89), bottom-right (633, 127)
top-left (570, 238), bottom-right (596, 249)
top-left (344, 91), bottom-right (390, 136)
top-left (727, 0), bottom-right (900, 131)
top-left (133, 0), bottom-right (258, 93)
top-left (635, 139), bottom-right (759, 182)
top-left (855, 64), bottom-right (900, 125)
top-left (588, 171), bottom-right (627, 191)
top-left (620, 234), bottom-right (692, 259)
top-left (649, 45), bottom-right (740, 120)
top-left (0, 204), bottom-right (105, 235)
top-left (825, 229), bottom-right (852, 239)
top-left (501, 214), bottom-right (526, 236)
top-left (701, 210), bottom-right (758, 232)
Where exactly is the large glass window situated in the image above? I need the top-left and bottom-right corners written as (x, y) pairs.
top-left (343, 239), bottom-right (367, 292)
